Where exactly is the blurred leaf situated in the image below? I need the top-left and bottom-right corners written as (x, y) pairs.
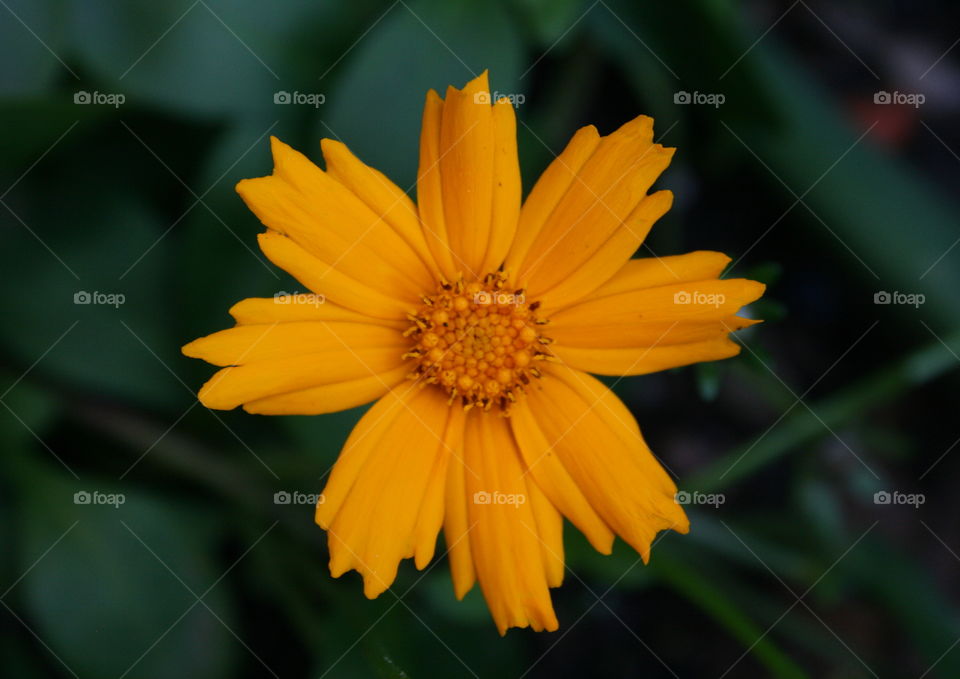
top-left (0, 0), bottom-right (68, 96)
top-left (370, 651), bottom-right (411, 679)
top-left (594, 0), bottom-right (782, 131)
top-left (515, 0), bottom-right (590, 46)
top-left (654, 548), bottom-right (809, 679)
top-left (686, 513), bottom-right (816, 583)
top-left (0, 106), bottom-right (105, 171)
top-left (795, 478), bottom-right (846, 549)
top-left (279, 407), bottom-right (363, 469)
top-left (178, 117), bottom-right (287, 351)
top-left (0, 374), bottom-right (61, 446)
top-left (743, 260), bottom-right (784, 288)
top-left (696, 360), bottom-right (722, 401)
top-left (67, 0), bottom-right (327, 119)
top-left (320, 0), bottom-right (525, 187)
top-left (420, 571), bottom-right (491, 625)
top-left (691, 329), bottom-right (960, 490)
top-left (847, 537), bottom-right (960, 678)
top-left (728, 42), bottom-right (960, 327)
top-left (15, 463), bottom-right (236, 678)
top-left (0, 186), bottom-right (183, 409)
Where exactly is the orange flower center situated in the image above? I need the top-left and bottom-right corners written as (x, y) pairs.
top-left (403, 273), bottom-right (552, 414)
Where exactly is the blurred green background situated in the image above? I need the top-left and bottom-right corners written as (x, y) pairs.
top-left (2, 0), bottom-right (959, 676)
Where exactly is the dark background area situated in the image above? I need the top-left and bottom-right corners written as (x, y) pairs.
top-left (2, 0), bottom-right (959, 677)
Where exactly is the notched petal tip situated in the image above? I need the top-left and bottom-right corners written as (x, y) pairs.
top-left (578, 123), bottom-right (601, 138)
top-left (460, 70), bottom-right (490, 96)
top-left (593, 537), bottom-right (615, 556)
top-left (693, 249), bottom-right (733, 270)
top-left (746, 279), bottom-right (767, 302)
top-left (723, 279), bottom-right (767, 317)
top-left (438, 71), bottom-right (492, 104)
top-left (452, 580), bottom-right (473, 601)
top-left (315, 501), bottom-right (332, 530)
top-left (362, 574), bottom-right (390, 600)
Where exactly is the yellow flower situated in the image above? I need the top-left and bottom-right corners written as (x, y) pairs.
top-left (182, 71), bottom-right (764, 634)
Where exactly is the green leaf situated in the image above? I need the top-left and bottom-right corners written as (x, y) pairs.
top-left (654, 549), bottom-right (809, 679)
top-left (0, 0), bottom-right (68, 96)
top-left (696, 361), bottom-right (722, 401)
top-left (14, 464), bottom-right (237, 679)
top-left (514, 0), bottom-right (590, 46)
top-left (691, 330), bottom-right (960, 491)
top-left (320, 0), bottom-right (525, 188)
top-left (719, 43), bottom-right (960, 326)
top-left (67, 0), bottom-right (327, 119)
top-left (0, 188), bottom-right (183, 409)
top-left (847, 537), bottom-right (960, 677)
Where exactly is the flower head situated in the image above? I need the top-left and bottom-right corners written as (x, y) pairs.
top-left (183, 71), bottom-right (764, 634)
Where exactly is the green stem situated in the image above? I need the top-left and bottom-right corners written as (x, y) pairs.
top-left (691, 330), bottom-right (960, 491)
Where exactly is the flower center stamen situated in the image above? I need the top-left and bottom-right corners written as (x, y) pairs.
top-left (403, 272), bottom-right (552, 414)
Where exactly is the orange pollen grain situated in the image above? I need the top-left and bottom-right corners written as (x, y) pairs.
top-left (404, 272), bottom-right (551, 414)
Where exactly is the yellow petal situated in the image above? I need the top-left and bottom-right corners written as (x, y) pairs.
top-left (551, 315), bottom-right (760, 348)
top-left (444, 413), bottom-right (476, 600)
top-left (257, 231), bottom-right (410, 320)
top-left (182, 321), bottom-right (407, 367)
top-left (552, 277), bottom-right (765, 326)
top-left (551, 336), bottom-right (745, 376)
top-left (536, 190), bottom-right (673, 310)
top-left (526, 366), bottom-right (689, 562)
top-left (505, 125), bottom-right (600, 278)
top-left (548, 275), bottom-right (764, 375)
top-left (237, 136), bottom-right (433, 303)
top-left (479, 96), bottom-right (521, 274)
top-left (417, 89), bottom-right (458, 280)
top-left (417, 72), bottom-right (520, 280)
top-left (243, 365), bottom-right (409, 415)
top-left (509, 116), bottom-right (674, 306)
top-left (526, 477), bottom-right (565, 588)
top-left (228, 296), bottom-right (404, 328)
top-left (510, 400), bottom-right (615, 554)
top-left (320, 138), bottom-right (440, 279)
top-left (464, 414), bottom-right (559, 634)
top-left (316, 386), bottom-right (412, 529)
top-left (439, 73), bottom-right (494, 276)
top-left (195, 347), bottom-right (404, 410)
top-left (413, 406), bottom-right (464, 569)
top-left (326, 384), bottom-right (451, 598)
top-left (586, 250), bottom-right (732, 297)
